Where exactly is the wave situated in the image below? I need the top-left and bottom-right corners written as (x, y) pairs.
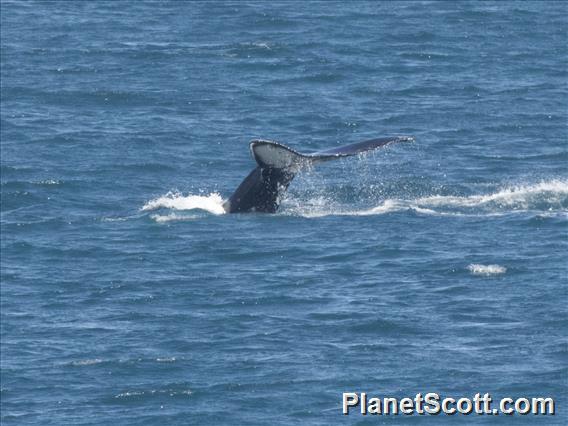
top-left (413, 180), bottom-right (568, 210)
top-left (468, 264), bottom-right (507, 275)
top-left (283, 179), bottom-right (568, 218)
top-left (114, 388), bottom-right (192, 400)
top-left (141, 192), bottom-right (226, 215)
top-left (70, 359), bottom-right (103, 366)
top-left (156, 357), bottom-right (177, 363)
top-left (150, 213), bottom-right (202, 223)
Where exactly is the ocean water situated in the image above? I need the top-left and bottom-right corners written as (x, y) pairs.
top-left (1, 1), bottom-right (567, 424)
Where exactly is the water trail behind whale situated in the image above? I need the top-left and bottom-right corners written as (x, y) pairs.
top-left (140, 179), bottom-right (568, 222)
top-left (281, 179), bottom-right (568, 218)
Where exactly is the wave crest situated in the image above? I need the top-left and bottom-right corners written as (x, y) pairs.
top-left (415, 180), bottom-right (568, 211)
top-left (141, 192), bottom-right (226, 215)
top-left (284, 179), bottom-right (568, 218)
top-left (468, 264), bottom-right (507, 275)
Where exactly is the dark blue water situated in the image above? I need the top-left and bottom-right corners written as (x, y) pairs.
top-left (1, 1), bottom-right (567, 424)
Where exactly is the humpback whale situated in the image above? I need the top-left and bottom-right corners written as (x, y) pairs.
top-left (223, 136), bottom-right (414, 213)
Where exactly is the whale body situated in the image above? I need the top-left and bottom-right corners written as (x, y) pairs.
top-left (223, 136), bottom-right (414, 213)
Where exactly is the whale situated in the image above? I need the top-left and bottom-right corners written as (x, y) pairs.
top-left (223, 136), bottom-right (414, 213)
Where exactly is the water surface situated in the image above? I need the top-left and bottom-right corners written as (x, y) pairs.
top-left (1, 1), bottom-right (567, 424)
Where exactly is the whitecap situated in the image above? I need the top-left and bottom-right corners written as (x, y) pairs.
top-left (287, 179), bottom-right (568, 218)
top-left (415, 179), bottom-right (568, 211)
top-left (150, 213), bottom-right (200, 223)
top-left (467, 264), bottom-right (507, 275)
top-left (71, 359), bottom-right (103, 366)
top-left (141, 192), bottom-right (226, 215)
top-left (36, 179), bottom-right (61, 185)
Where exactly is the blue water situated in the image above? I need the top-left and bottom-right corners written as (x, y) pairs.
top-left (1, 1), bottom-right (567, 424)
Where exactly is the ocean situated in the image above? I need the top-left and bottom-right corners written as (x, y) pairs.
top-left (1, 1), bottom-right (567, 424)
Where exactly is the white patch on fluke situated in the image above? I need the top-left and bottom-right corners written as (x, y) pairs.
top-left (252, 142), bottom-right (303, 169)
top-left (468, 264), bottom-right (507, 275)
top-left (141, 192), bottom-right (226, 215)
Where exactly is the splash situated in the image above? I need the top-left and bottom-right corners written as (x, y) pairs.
top-left (141, 192), bottom-right (226, 215)
top-left (468, 264), bottom-right (507, 275)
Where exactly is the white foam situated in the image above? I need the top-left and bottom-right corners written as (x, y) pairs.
top-left (141, 180), bottom-right (567, 219)
top-left (415, 180), bottom-right (568, 210)
top-left (468, 264), bottom-right (507, 275)
top-left (141, 192), bottom-right (226, 215)
top-left (71, 359), bottom-right (103, 366)
top-left (363, 199), bottom-right (411, 215)
top-left (115, 391), bottom-right (144, 398)
top-left (285, 179), bottom-right (568, 218)
top-left (281, 196), bottom-right (338, 218)
top-left (102, 217), bottom-right (128, 222)
top-left (115, 389), bottom-right (192, 399)
top-left (150, 213), bottom-right (200, 223)
top-left (37, 179), bottom-right (60, 185)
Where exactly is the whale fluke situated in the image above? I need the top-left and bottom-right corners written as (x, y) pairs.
top-left (223, 136), bottom-right (414, 213)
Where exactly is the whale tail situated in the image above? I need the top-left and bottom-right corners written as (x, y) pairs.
top-left (224, 136), bottom-right (414, 213)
